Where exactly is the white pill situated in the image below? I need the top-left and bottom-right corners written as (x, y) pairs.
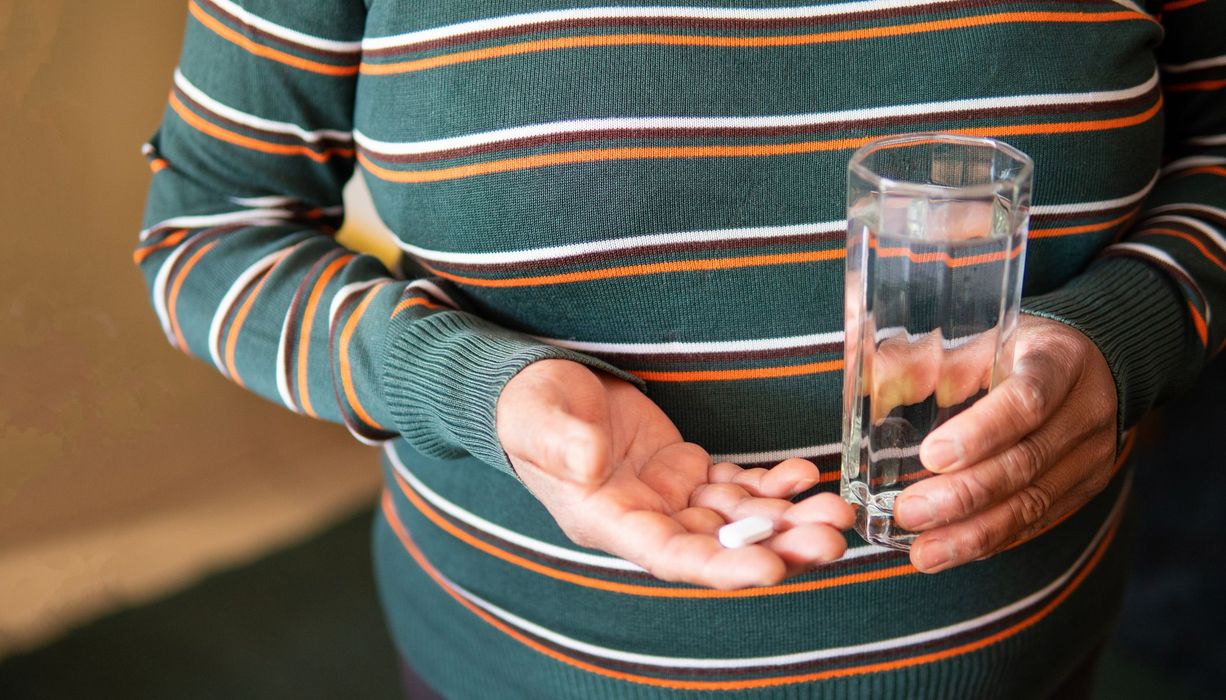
top-left (718, 516), bottom-right (775, 549)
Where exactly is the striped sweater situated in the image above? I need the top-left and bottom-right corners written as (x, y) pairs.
top-left (136, 1), bottom-right (1225, 697)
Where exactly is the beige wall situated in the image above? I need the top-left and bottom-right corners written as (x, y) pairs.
top-left (0, 1), bottom-right (396, 655)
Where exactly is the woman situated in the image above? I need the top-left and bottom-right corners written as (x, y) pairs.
top-left (135, 0), bottom-right (1224, 697)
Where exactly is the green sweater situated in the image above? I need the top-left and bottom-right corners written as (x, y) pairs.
top-left (136, 0), bottom-right (1225, 697)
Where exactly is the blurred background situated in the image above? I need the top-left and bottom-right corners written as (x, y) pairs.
top-left (0, 2), bottom-right (1220, 698)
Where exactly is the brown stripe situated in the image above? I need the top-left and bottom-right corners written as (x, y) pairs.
top-left (363, 0), bottom-right (1116, 57)
top-left (197, 0), bottom-right (361, 62)
top-left (359, 87), bottom-right (1159, 164)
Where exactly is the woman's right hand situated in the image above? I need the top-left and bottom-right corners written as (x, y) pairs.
top-left (496, 359), bottom-right (855, 589)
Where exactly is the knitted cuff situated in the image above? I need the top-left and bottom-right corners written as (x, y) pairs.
top-left (1020, 255), bottom-right (1198, 449)
top-left (381, 310), bottom-right (646, 477)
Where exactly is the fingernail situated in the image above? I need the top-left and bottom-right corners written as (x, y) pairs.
top-left (921, 439), bottom-right (961, 471)
top-left (895, 494), bottom-right (937, 529)
top-left (915, 539), bottom-right (956, 573)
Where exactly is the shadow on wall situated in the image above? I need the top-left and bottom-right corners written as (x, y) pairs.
top-left (0, 1), bottom-right (394, 655)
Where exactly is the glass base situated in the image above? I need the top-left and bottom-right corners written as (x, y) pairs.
top-left (852, 502), bottom-right (918, 551)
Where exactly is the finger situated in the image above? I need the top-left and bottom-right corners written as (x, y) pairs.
top-left (673, 507), bottom-right (726, 535)
top-left (690, 484), bottom-right (793, 523)
top-left (766, 523), bottom-right (848, 570)
top-left (782, 492), bottom-right (856, 531)
top-left (756, 459), bottom-right (822, 497)
top-left (612, 511), bottom-right (787, 589)
top-left (906, 436), bottom-right (1110, 573)
top-left (894, 401), bottom-right (1093, 531)
top-left (918, 342), bottom-right (1079, 473)
top-left (513, 407), bottom-right (612, 485)
top-left (707, 461), bottom-right (743, 484)
top-left (1006, 431), bottom-right (1118, 549)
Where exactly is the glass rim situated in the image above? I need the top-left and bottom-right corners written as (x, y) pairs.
top-left (848, 132), bottom-right (1034, 199)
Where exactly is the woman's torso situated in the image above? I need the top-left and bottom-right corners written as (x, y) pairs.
top-left (356, 1), bottom-right (1160, 697)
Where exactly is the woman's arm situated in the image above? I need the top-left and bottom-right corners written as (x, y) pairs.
top-left (1020, 0), bottom-right (1226, 436)
top-left (135, 0), bottom-right (642, 473)
top-left (893, 0), bottom-right (1226, 572)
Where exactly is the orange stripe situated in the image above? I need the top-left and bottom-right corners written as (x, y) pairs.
top-left (632, 359), bottom-right (844, 382)
top-left (1139, 228), bottom-right (1226, 272)
top-left (1162, 0), bottom-right (1205, 9)
top-left (168, 240), bottom-right (221, 351)
top-left (149, 158), bottom-right (170, 173)
top-left (360, 11), bottom-right (1148, 75)
top-left (358, 98), bottom-right (1161, 184)
top-left (1165, 78), bottom-right (1226, 92)
top-left (391, 468), bottom-right (916, 598)
top-left (1174, 165), bottom-right (1226, 178)
top-left (871, 237), bottom-right (1025, 267)
top-left (169, 92), bottom-right (354, 163)
top-left (223, 257), bottom-right (285, 388)
top-left (421, 249), bottom-right (845, 288)
top-left (297, 254), bottom-right (353, 417)
top-left (382, 489), bottom-right (1119, 690)
top-left (1029, 207), bottom-right (1139, 239)
top-left (338, 283), bottom-right (392, 431)
top-left (391, 296), bottom-right (445, 318)
top-left (188, 0), bottom-right (358, 77)
top-left (133, 229), bottom-right (188, 264)
top-left (1187, 299), bottom-right (1209, 346)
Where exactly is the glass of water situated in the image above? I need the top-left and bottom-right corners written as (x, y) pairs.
top-left (841, 133), bottom-right (1033, 550)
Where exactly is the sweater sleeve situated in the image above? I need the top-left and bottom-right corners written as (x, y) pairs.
top-left (1019, 0), bottom-right (1226, 443)
top-left (135, 0), bottom-right (644, 476)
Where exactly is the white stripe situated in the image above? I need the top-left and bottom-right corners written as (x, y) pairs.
top-left (1161, 156), bottom-right (1226, 176)
top-left (175, 70), bottom-right (352, 144)
top-left (206, 0), bottom-right (362, 52)
top-left (387, 444), bottom-right (646, 571)
top-left (405, 278), bottom-right (460, 309)
top-left (531, 330), bottom-right (845, 355)
top-left (328, 280), bottom-right (382, 336)
top-left (152, 236), bottom-right (202, 343)
top-left (1187, 134), bottom-right (1226, 146)
top-left (712, 442), bottom-right (842, 464)
top-left (362, 0), bottom-right (964, 50)
top-left (437, 476), bottom-right (1130, 669)
top-left (1160, 53), bottom-right (1226, 74)
top-left (1148, 203), bottom-right (1226, 224)
top-left (1029, 172), bottom-right (1157, 216)
top-left (207, 248), bottom-right (289, 377)
top-left (400, 221), bottom-right (845, 265)
top-left (140, 208), bottom-right (296, 241)
top-left (386, 443), bottom-right (888, 571)
top-left (275, 303), bottom-right (300, 413)
top-left (1141, 214), bottom-right (1226, 254)
top-left (229, 195), bottom-right (297, 207)
top-left (355, 72), bottom-right (1158, 156)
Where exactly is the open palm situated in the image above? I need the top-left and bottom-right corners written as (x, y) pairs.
top-left (497, 359), bottom-right (854, 589)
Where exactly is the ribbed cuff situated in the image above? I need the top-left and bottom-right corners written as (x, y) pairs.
top-left (380, 310), bottom-right (646, 477)
top-left (1020, 255), bottom-right (1198, 449)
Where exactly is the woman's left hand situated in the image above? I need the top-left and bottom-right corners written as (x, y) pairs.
top-left (893, 315), bottom-right (1119, 573)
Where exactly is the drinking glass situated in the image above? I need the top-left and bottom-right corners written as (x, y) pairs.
top-left (841, 133), bottom-right (1033, 550)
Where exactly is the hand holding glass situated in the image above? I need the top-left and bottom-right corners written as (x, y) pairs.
top-left (841, 134), bottom-right (1033, 550)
